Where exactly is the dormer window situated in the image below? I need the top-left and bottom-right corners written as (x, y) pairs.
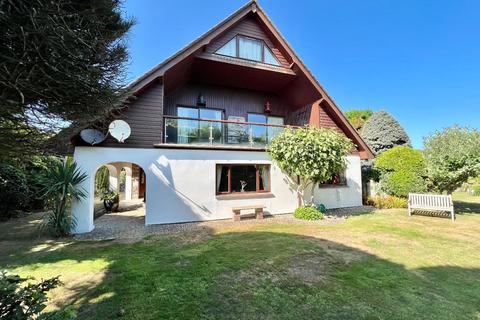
top-left (215, 35), bottom-right (281, 66)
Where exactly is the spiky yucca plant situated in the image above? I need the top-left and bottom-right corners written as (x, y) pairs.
top-left (41, 159), bottom-right (87, 237)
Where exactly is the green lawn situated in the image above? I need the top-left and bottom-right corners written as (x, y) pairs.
top-left (1, 193), bottom-right (480, 319)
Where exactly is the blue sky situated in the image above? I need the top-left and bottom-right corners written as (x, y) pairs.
top-left (123, 0), bottom-right (480, 149)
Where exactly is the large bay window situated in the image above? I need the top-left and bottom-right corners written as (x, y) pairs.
top-left (216, 164), bottom-right (270, 194)
top-left (215, 35), bottom-right (281, 66)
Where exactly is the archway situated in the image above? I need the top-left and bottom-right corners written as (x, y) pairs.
top-left (93, 161), bottom-right (146, 222)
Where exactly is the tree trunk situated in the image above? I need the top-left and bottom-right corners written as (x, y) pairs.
top-left (310, 182), bottom-right (316, 206)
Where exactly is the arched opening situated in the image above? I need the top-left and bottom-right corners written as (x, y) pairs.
top-left (93, 161), bottom-right (146, 222)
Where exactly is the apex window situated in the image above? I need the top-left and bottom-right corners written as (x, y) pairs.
top-left (216, 164), bottom-right (270, 194)
top-left (215, 35), bottom-right (281, 66)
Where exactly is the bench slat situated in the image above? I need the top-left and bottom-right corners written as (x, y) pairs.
top-left (232, 205), bottom-right (266, 210)
top-left (408, 193), bottom-right (455, 221)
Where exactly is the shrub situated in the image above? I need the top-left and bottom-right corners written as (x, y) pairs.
top-left (0, 271), bottom-right (62, 319)
top-left (424, 126), bottom-right (480, 194)
top-left (41, 160), bottom-right (87, 237)
top-left (24, 156), bottom-right (62, 210)
top-left (472, 186), bottom-right (480, 196)
top-left (0, 165), bottom-right (29, 220)
top-left (375, 146), bottom-right (427, 197)
top-left (294, 206), bottom-right (324, 220)
top-left (362, 110), bottom-right (411, 155)
top-left (366, 195), bottom-right (408, 209)
top-left (381, 171), bottom-right (427, 198)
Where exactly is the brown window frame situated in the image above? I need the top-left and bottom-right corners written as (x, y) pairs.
top-left (214, 34), bottom-right (281, 66)
top-left (216, 164), bottom-right (271, 195)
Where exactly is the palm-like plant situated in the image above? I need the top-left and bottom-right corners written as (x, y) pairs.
top-left (41, 159), bottom-right (87, 237)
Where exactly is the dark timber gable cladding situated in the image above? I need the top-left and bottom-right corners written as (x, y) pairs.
top-left (206, 15), bottom-right (289, 67)
top-left (101, 83), bottom-right (164, 148)
top-left (164, 83), bottom-right (292, 119)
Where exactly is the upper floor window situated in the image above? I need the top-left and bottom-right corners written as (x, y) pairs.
top-left (215, 35), bottom-right (281, 66)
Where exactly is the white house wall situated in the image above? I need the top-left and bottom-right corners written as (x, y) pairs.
top-left (72, 147), bottom-right (362, 233)
top-left (312, 155), bottom-right (363, 208)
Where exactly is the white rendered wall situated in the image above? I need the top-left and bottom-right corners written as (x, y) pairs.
top-left (71, 147), bottom-right (362, 233)
top-left (312, 155), bottom-right (363, 208)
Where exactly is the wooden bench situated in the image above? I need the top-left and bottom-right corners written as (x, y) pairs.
top-left (408, 193), bottom-right (455, 221)
top-left (232, 205), bottom-right (266, 221)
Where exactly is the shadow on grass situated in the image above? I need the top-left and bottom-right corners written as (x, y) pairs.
top-left (2, 227), bottom-right (479, 320)
top-left (454, 200), bottom-right (480, 215)
top-left (410, 209), bottom-right (454, 219)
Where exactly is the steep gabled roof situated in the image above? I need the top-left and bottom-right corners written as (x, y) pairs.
top-left (126, 0), bottom-right (374, 159)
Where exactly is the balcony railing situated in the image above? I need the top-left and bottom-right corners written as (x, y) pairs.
top-left (164, 115), bottom-right (300, 148)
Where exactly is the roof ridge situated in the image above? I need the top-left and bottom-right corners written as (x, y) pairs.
top-left (127, 0), bottom-right (256, 91)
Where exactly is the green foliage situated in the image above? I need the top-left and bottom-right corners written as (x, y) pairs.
top-left (362, 110), bottom-right (411, 155)
top-left (0, 271), bottom-right (62, 319)
top-left (293, 206), bottom-right (324, 220)
top-left (268, 127), bottom-right (353, 205)
top-left (101, 190), bottom-right (120, 203)
top-left (472, 186), bottom-right (480, 197)
top-left (24, 156), bottom-right (62, 210)
top-left (95, 166), bottom-right (111, 196)
top-left (345, 109), bottom-right (374, 131)
top-left (382, 171), bottom-right (427, 198)
top-left (366, 195), bottom-right (408, 208)
top-left (375, 146), bottom-right (426, 197)
top-left (41, 160), bottom-right (87, 237)
top-left (375, 146), bottom-right (425, 174)
top-left (361, 160), bottom-right (380, 182)
top-left (0, 0), bottom-right (134, 160)
top-left (0, 165), bottom-right (29, 220)
top-left (423, 126), bottom-right (480, 194)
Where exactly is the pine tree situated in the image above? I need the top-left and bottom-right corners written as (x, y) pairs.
top-left (0, 0), bottom-right (134, 161)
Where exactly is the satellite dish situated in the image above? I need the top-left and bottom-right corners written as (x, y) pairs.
top-left (109, 120), bottom-right (131, 143)
top-left (80, 129), bottom-right (106, 145)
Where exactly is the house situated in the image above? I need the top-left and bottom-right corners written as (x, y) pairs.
top-left (70, 0), bottom-right (374, 233)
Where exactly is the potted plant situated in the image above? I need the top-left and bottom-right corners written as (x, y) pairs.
top-left (101, 190), bottom-right (119, 212)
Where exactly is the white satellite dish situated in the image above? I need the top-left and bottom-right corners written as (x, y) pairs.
top-left (80, 129), bottom-right (106, 145)
top-left (108, 120), bottom-right (131, 143)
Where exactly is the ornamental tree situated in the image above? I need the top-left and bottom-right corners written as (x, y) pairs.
top-left (423, 126), bottom-right (480, 194)
top-left (361, 110), bottom-right (411, 155)
top-left (374, 146), bottom-right (427, 197)
top-left (268, 127), bottom-right (354, 205)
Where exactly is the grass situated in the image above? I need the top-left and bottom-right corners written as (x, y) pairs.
top-left (1, 193), bottom-right (480, 319)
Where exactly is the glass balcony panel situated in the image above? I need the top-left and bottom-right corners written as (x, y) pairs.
top-left (250, 124), bottom-right (267, 146)
top-left (164, 117), bottom-right (294, 147)
top-left (267, 116), bottom-right (284, 143)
